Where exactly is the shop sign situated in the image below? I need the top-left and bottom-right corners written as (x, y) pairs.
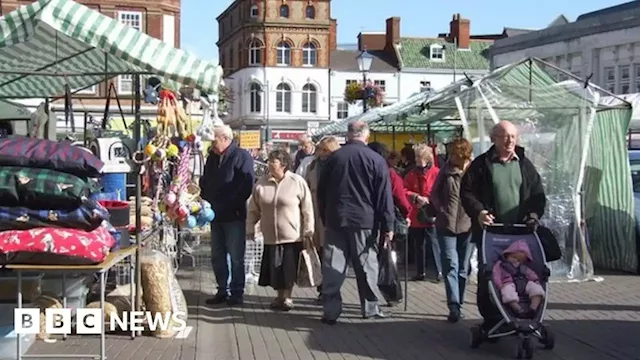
top-left (271, 131), bottom-right (305, 141)
top-left (239, 130), bottom-right (261, 149)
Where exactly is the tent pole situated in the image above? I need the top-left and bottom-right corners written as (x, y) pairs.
top-left (133, 74), bottom-right (143, 324)
top-left (529, 58), bottom-right (533, 103)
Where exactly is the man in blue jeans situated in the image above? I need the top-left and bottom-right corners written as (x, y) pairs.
top-left (200, 125), bottom-right (255, 306)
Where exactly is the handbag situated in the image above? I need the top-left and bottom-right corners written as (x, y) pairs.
top-left (378, 244), bottom-right (402, 302)
top-left (415, 169), bottom-right (436, 225)
top-left (296, 238), bottom-right (323, 288)
top-left (394, 206), bottom-right (409, 236)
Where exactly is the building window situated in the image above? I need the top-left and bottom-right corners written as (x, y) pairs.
top-left (280, 5), bottom-right (289, 18)
top-left (306, 6), bottom-right (315, 19)
top-left (420, 80), bottom-right (431, 91)
top-left (276, 41), bottom-right (291, 65)
top-left (119, 74), bottom-right (133, 94)
top-left (302, 84), bottom-right (317, 113)
top-left (374, 80), bottom-right (386, 92)
top-left (118, 12), bottom-right (142, 94)
top-left (620, 65), bottom-right (630, 94)
top-left (75, 85), bottom-right (97, 94)
top-left (250, 5), bottom-right (259, 18)
top-left (635, 64), bottom-right (640, 92)
top-left (276, 83), bottom-right (291, 112)
top-left (603, 67), bottom-right (616, 93)
top-left (229, 44), bottom-right (235, 68)
top-left (337, 102), bottom-right (348, 119)
top-left (249, 83), bottom-right (262, 113)
top-left (430, 44), bottom-right (444, 61)
top-left (118, 11), bottom-right (142, 30)
top-left (346, 79), bottom-right (358, 86)
top-left (249, 39), bottom-right (262, 65)
top-left (302, 42), bottom-right (317, 66)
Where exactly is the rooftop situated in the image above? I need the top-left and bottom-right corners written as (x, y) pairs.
top-left (330, 49), bottom-right (398, 72)
top-left (398, 37), bottom-right (492, 70)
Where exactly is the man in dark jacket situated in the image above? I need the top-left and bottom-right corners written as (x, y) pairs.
top-left (460, 120), bottom-right (546, 333)
top-left (317, 121), bottom-right (395, 324)
top-left (200, 125), bottom-right (255, 306)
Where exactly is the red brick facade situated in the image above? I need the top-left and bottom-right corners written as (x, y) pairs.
top-left (0, 0), bottom-right (181, 103)
top-left (217, 0), bottom-right (333, 76)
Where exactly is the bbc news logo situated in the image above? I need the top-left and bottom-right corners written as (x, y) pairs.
top-left (14, 308), bottom-right (187, 334)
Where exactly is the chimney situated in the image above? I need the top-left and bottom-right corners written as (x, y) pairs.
top-left (357, 33), bottom-right (385, 51)
top-left (385, 17), bottom-right (400, 50)
top-left (450, 13), bottom-right (470, 49)
top-left (329, 18), bottom-right (337, 50)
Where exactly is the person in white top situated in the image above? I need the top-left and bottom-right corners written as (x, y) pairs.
top-left (246, 149), bottom-right (315, 311)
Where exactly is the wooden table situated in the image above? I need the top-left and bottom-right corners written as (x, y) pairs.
top-left (8, 246), bottom-right (138, 360)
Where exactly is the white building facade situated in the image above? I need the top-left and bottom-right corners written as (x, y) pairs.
top-left (488, 2), bottom-right (640, 95)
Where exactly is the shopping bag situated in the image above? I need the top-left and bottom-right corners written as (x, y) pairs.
top-left (296, 244), bottom-right (322, 288)
top-left (536, 225), bottom-right (562, 262)
top-left (378, 245), bottom-right (403, 302)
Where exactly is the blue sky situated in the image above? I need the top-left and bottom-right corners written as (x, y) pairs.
top-left (181, 0), bottom-right (628, 63)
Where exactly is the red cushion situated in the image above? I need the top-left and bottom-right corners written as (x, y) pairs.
top-left (0, 226), bottom-right (115, 264)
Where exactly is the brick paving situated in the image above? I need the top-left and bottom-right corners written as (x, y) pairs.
top-left (26, 260), bottom-right (640, 360)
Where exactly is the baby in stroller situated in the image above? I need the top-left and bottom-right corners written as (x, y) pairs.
top-left (492, 240), bottom-right (545, 318)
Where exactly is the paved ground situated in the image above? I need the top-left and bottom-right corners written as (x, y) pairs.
top-left (26, 254), bottom-right (640, 360)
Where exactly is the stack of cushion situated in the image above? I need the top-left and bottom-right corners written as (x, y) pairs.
top-left (0, 137), bottom-right (115, 265)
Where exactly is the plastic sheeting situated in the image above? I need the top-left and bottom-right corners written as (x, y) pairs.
top-left (420, 58), bottom-right (633, 281)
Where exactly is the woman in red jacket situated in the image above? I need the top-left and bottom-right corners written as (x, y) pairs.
top-left (368, 142), bottom-right (412, 218)
top-left (404, 143), bottom-right (442, 281)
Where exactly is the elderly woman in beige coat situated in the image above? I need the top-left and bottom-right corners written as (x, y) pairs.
top-left (304, 136), bottom-right (341, 301)
top-left (247, 149), bottom-right (314, 311)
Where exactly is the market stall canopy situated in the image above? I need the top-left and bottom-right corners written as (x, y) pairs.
top-left (0, 100), bottom-right (33, 120)
top-left (312, 77), bottom-right (473, 138)
top-left (601, 93), bottom-right (640, 130)
top-left (0, 0), bottom-right (222, 98)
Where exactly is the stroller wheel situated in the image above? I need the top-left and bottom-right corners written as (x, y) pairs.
top-left (515, 341), bottom-right (524, 359)
top-left (539, 326), bottom-right (555, 350)
top-left (470, 326), bottom-right (483, 349)
top-left (523, 337), bottom-right (534, 359)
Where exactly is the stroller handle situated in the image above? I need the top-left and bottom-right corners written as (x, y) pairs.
top-left (486, 223), bottom-right (527, 228)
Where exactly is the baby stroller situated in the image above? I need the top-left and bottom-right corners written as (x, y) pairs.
top-left (470, 224), bottom-right (555, 359)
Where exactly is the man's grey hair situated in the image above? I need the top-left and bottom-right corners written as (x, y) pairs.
top-left (213, 124), bottom-right (234, 140)
top-left (347, 120), bottom-right (370, 140)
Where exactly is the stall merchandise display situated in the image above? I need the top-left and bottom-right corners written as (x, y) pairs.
top-left (137, 88), bottom-right (215, 230)
top-left (0, 137), bottom-right (117, 265)
top-left (140, 248), bottom-right (188, 338)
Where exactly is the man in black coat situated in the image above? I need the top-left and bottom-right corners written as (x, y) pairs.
top-left (460, 120), bottom-right (546, 333)
top-left (317, 120), bottom-right (395, 324)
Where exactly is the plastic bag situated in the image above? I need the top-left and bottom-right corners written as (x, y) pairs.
top-left (378, 246), bottom-right (402, 302)
top-left (140, 248), bottom-right (188, 338)
top-left (196, 96), bottom-right (215, 141)
top-left (296, 245), bottom-right (322, 288)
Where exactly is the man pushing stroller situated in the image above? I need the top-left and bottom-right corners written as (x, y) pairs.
top-left (460, 120), bottom-right (546, 335)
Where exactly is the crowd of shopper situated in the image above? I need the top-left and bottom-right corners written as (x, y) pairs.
top-left (200, 119), bottom-right (545, 329)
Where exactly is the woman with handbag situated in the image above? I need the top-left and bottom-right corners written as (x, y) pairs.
top-left (246, 149), bottom-right (315, 311)
top-left (305, 136), bottom-right (341, 302)
top-left (404, 143), bottom-right (442, 282)
top-left (430, 138), bottom-right (474, 323)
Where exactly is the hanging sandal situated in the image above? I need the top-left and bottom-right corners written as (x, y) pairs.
top-left (282, 299), bottom-right (294, 312)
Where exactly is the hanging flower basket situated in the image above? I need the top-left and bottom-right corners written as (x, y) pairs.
top-left (343, 81), bottom-right (385, 108)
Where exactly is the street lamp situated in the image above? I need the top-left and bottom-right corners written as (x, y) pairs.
top-left (357, 50), bottom-right (373, 112)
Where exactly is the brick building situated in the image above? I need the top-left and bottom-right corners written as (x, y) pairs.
top-left (0, 0), bottom-right (180, 110)
top-left (217, 0), bottom-right (336, 144)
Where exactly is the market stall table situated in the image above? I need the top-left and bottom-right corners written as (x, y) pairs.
top-left (8, 246), bottom-right (138, 360)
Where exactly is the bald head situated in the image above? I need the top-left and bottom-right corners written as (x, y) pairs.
top-left (491, 120), bottom-right (518, 138)
top-left (491, 120), bottom-right (518, 158)
top-left (347, 120), bottom-right (370, 142)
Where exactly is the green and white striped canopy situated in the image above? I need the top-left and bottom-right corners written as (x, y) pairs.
top-left (0, 0), bottom-right (222, 98)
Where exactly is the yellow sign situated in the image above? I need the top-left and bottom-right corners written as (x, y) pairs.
top-left (239, 130), bottom-right (261, 149)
